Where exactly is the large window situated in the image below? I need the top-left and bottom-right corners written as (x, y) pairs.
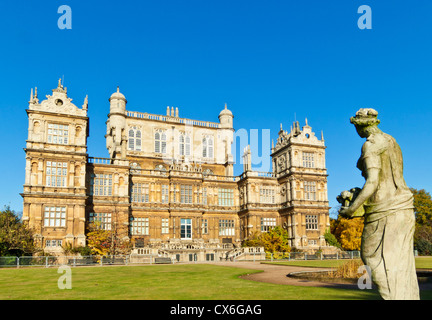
top-left (155, 130), bottom-right (167, 154)
top-left (306, 215), bottom-right (318, 230)
top-left (130, 217), bottom-right (149, 235)
top-left (219, 219), bottom-right (235, 236)
top-left (47, 123), bottom-right (69, 144)
top-left (304, 181), bottom-right (316, 200)
top-left (259, 187), bottom-right (275, 204)
top-left (261, 217), bottom-right (277, 232)
top-left (180, 185), bottom-right (193, 204)
top-left (202, 135), bottom-right (214, 158)
top-left (201, 219), bottom-right (208, 234)
top-left (89, 212), bottom-right (112, 230)
top-left (161, 218), bottom-right (169, 234)
top-left (202, 187), bottom-right (207, 205)
top-left (302, 152), bottom-right (315, 168)
top-left (161, 184), bottom-right (169, 204)
top-left (46, 161), bottom-right (67, 187)
top-left (179, 133), bottom-right (191, 156)
top-left (172, 184), bottom-right (178, 203)
top-left (90, 174), bottom-right (113, 196)
top-left (131, 183), bottom-right (150, 203)
top-left (44, 206), bottom-right (66, 227)
top-left (218, 188), bottom-right (234, 206)
top-left (181, 218), bottom-right (192, 239)
top-left (128, 126), bottom-right (142, 151)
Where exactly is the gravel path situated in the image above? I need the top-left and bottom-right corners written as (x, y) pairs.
top-left (215, 261), bottom-right (359, 289)
top-left (215, 261), bottom-right (432, 291)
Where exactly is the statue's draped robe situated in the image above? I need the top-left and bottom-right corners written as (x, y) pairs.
top-left (357, 133), bottom-right (419, 300)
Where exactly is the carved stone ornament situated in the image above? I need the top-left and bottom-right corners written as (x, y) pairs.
top-left (278, 155), bottom-right (286, 171)
top-left (29, 79), bottom-right (87, 117)
top-left (281, 185), bottom-right (286, 196)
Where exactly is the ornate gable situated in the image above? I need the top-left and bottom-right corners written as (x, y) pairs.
top-left (28, 79), bottom-right (87, 117)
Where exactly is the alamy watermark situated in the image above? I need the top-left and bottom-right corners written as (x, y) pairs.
top-left (58, 5), bottom-right (72, 30)
top-left (358, 5), bottom-right (372, 30)
top-left (58, 265), bottom-right (72, 289)
top-left (357, 264), bottom-right (372, 290)
top-left (56, 5), bottom-right (372, 31)
top-left (154, 123), bottom-right (272, 173)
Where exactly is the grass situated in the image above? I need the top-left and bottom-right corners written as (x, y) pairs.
top-left (414, 257), bottom-right (432, 269)
top-left (0, 263), bottom-right (381, 300)
top-left (1, 258), bottom-right (431, 300)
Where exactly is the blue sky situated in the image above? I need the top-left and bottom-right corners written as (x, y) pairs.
top-left (1, 0), bottom-right (431, 215)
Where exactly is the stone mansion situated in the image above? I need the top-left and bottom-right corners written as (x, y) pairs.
top-left (21, 80), bottom-right (330, 260)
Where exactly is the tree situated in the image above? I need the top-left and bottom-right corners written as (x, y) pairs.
top-left (324, 228), bottom-right (341, 249)
top-left (334, 217), bottom-right (364, 251)
top-left (243, 226), bottom-right (290, 258)
top-left (414, 224), bottom-right (432, 255)
top-left (411, 188), bottom-right (432, 226)
top-left (330, 216), bottom-right (364, 251)
top-left (0, 206), bottom-right (35, 256)
top-left (86, 227), bottom-right (112, 256)
top-left (411, 188), bottom-right (432, 255)
top-left (86, 220), bottom-right (131, 256)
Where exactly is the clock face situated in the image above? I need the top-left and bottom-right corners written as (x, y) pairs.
top-left (55, 99), bottom-right (63, 106)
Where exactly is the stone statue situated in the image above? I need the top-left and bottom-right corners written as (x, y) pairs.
top-left (338, 108), bottom-right (419, 300)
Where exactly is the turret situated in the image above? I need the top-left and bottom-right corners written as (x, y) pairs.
top-left (106, 87), bottom-right (127, 159)
top-left (109, 86), bottom-right (127, 114)
top-left (217, 103), bottom-right (234, 175)
top-left (218, 103), bottom-right (234, 129)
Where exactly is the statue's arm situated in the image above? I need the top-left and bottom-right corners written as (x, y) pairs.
top-left (341, 167), bottom-right (379, 217)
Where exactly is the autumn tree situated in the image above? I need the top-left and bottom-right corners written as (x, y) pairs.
top-left (86, 227), bottom-right (112, 256)
top-left (243, 226), bottom-right (290, 258)
top-left (411, 188), bottom-right (432, 225)
top-left (331, 217), bottom-right (364, 251)
top-left (0, 206), bottom-right (35, 256)
top-left (86, 220), bottom-right (131, 256)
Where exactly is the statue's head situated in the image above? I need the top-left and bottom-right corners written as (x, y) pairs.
top-left (350, 108), bottom-right (380, 138)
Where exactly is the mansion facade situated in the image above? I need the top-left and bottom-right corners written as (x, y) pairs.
top-left (21, 80), bottom-right (331, 259)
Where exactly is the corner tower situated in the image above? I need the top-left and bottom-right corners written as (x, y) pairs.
top-left (21, 79), bottom-right (89, 251)
top-left (271, 119), bottom-right (330, 249)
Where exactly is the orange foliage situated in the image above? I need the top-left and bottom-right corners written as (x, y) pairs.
top-left (332, 217), bottom-right (364, 251)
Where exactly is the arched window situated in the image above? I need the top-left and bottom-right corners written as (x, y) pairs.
top-left (128, 127), bottom-right (142, 151)
top-left (202, 135), bottom-right (213, 158)
top-left (155, 130), bottom-right (167, 154)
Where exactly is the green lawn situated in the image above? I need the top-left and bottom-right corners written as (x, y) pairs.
top-left (1, 262), bottom-right (431, 300)
top-left (0, 263), bottom-right (381, 300)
